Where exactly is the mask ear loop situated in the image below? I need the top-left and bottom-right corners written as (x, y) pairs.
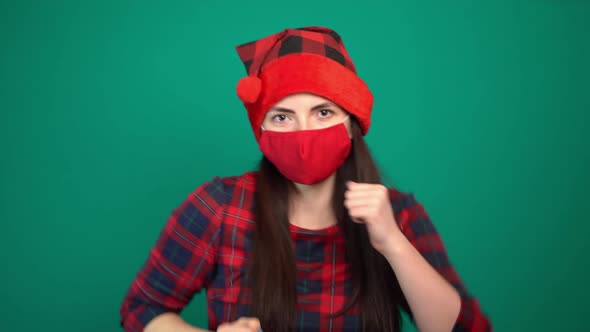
top-left (342, 115), bottom-right (353, 140)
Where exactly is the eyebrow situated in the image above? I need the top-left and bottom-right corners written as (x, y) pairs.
top-left (268, 102), bottom-right (339, 113)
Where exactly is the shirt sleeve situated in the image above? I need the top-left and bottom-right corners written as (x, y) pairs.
top-left (120, 177), bottom-right (228, 331)
top-left (390, 190), bottom-right (492, 332)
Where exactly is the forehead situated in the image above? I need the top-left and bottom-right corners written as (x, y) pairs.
top-left (272, 93), bottom-right (338, 110)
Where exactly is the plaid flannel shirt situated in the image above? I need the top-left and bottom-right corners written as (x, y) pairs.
top-left (120, 172), bottom-right (491, 331)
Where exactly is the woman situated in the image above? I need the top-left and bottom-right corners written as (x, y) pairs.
top-left (120, 26), bottom-right (491, 332)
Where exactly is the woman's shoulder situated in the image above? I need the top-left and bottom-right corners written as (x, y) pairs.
top-left (387, 187), bottom-right (421, 212)
top-left (387, 186), bottom-right (432, 234)
top-left (190, 171), bottom-right (258, 205)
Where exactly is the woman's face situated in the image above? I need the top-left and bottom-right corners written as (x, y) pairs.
top-left (261, 93), bottom-right (351, 135)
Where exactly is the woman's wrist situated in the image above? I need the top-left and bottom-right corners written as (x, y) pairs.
top-left (381, 231), bottom-right (413, 262)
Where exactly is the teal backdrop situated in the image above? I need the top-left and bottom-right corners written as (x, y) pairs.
top-left (1, 1), bottom-right (588, 331)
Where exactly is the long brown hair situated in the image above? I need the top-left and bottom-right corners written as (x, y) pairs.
top-left (248, 117), bottom-right (410, 331)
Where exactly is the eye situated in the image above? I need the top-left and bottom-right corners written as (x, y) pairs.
top-left (272, 114), bottom-right (289, 122)
top-left (318, 109), bottom-right (334, 118)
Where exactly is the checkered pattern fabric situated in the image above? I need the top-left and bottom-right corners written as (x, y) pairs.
top-left (236, 26), bottom-right (357, 76)
top-left (120, 172), bottom-right (491, 331)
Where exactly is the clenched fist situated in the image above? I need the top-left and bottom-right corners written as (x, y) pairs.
top-left (216, 317), bottom-right (262, 332)
top-left (344, 181), bottom-right (402, 254)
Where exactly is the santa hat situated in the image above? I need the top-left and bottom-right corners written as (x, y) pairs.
top-left (235, 26), bottom-right (373, 140)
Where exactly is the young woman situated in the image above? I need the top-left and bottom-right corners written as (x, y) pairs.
top-left (120, 26), bottom-right (491, 332)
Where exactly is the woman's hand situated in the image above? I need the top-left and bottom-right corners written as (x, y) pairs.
top-left (216, 317), bottom-right (262, 332)
top-left (344, 181), bottom-right (402, 254)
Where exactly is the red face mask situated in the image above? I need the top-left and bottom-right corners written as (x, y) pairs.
top-left (259, 117), bottom-right (351, 185)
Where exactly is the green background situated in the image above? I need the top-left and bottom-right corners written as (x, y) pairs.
top-left (1, 1), bottom-right (588, 331)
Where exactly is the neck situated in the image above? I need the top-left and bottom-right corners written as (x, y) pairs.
top-left (289, 173), bottom-right (337, 230)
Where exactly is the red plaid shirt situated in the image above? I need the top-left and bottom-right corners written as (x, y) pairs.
top-left (120, 172), bottom-right (491, 331)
